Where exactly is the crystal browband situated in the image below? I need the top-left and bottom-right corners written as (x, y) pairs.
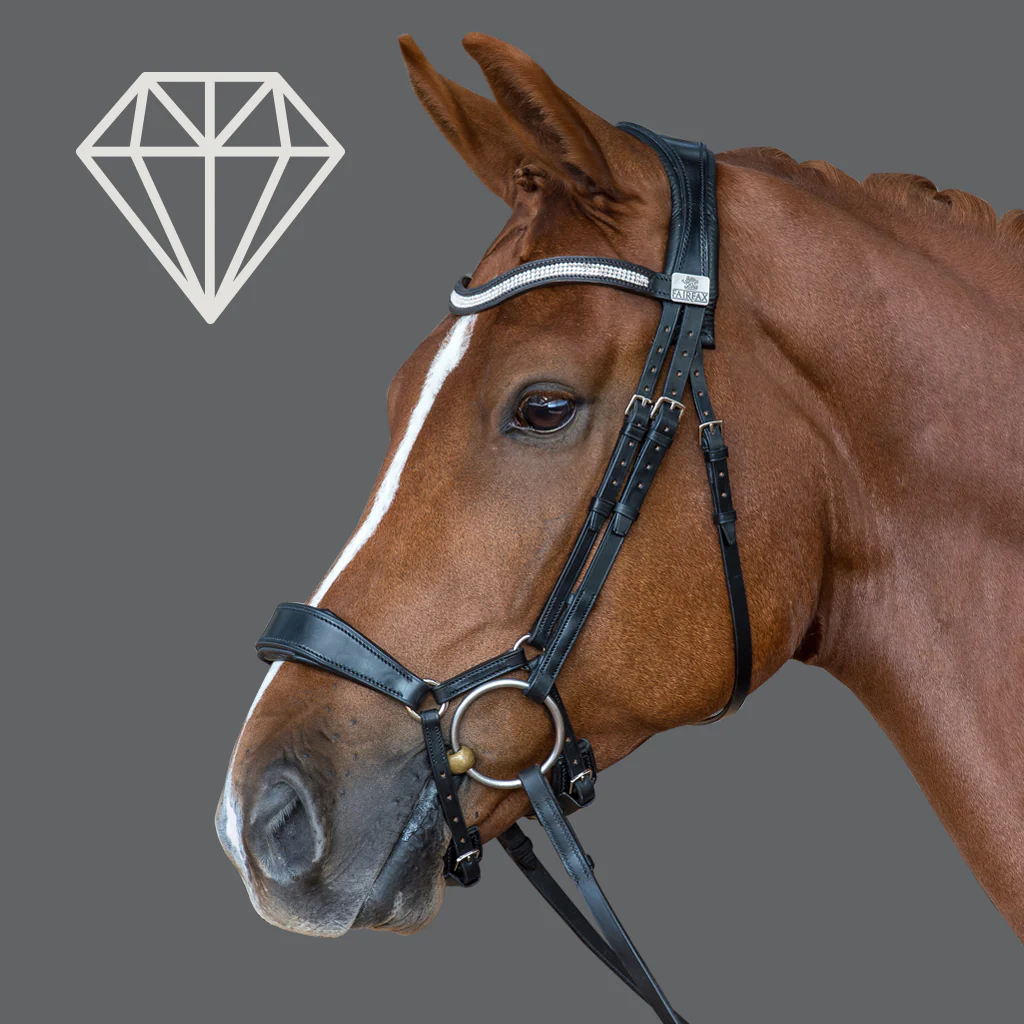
top-left (449, 255), bottom-right (711, 314)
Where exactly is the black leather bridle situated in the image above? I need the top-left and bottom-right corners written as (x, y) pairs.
top-left (255, 124), bottom-right (751, 1023)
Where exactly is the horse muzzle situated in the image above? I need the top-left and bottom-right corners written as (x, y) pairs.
top-left (216, 746), bottom-right (449, 937)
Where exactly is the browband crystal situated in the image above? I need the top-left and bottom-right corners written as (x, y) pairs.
top-left (449, 255), bottom-right (710, 315)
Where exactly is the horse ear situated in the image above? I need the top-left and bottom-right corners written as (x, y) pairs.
top-left (461, 33), bottom-right (625, 199)
top-left (399, 35), bottom-right (523, 205)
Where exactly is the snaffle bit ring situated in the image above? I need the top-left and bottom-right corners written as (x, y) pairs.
top-left (448, 678), bottom-right (565, 790)
top-left (405, 679), bottom-right (449, 723)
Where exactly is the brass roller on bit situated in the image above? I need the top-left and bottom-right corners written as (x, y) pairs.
top-left (446, 745), bottom-right (476, 774)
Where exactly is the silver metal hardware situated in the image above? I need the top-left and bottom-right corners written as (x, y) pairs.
top-left (652, 396), bottom-right (685, 416)
top-left (404, 679), bottom-right (449, 722)
top-left (455, 847), bottom-right (481, 865)
top-left (448, 678), bottom-right (566, 790)
top-left (623, 394), bottom-right (652, 416)
top-left (512, 633), bottom-right (532, 652)
top-left (569, 768), bottom-right (594, 793)
top-left (698, 419), bottom-right (723, 439)
top-left (670, 272), bottom-right (711, 305)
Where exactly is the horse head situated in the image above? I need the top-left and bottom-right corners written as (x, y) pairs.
top-left (214, 33), bottom-right (827, 938)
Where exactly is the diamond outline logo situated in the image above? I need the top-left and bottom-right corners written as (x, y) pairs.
top-left (77, 72), bottom-right (344, 323)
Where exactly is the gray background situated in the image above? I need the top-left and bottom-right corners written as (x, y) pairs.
top-left (3, 1), bottom-right (1021, 1021)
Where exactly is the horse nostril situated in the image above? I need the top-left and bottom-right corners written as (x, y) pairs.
top-left (248, 774), bottom-right (324, 883)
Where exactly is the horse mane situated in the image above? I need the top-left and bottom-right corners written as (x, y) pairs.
top-left (719, 146), bottom-right (1024, 262)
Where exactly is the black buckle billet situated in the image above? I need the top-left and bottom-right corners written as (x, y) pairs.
top-left (443, 826), bottom-right (482, 887)
top-left (552, 738), bottom-right (598, 809)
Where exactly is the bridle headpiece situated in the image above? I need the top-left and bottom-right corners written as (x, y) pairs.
top-left (255, 124), bottom-right (751, 1023)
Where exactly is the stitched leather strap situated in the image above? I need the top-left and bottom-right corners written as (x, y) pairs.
top-left (529, 300), bottom-right (684, 648)
top-left (689, 346), bottom-right (753, 721)
top-left (519, 767), bottom-right (688, 1024)
top-left (499, 824), bottom-right (644, 997)
top-left (549, 727), bottom-right (597, 809)
top-left (433, 647), bottom-right (533, 704)
top-left (422, 708), bottom-right (481, 886)
top-left (547, 686), bottom-right (597, 808)
top-left (525, 309), bottom-right (705, 703)
top-left (618, 124), bottom-right (719, 315)
top-left (256, 603), bottom-right (431, 709)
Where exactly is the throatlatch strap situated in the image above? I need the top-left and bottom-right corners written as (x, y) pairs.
top-left (689, 346), bottom-right (752, 721)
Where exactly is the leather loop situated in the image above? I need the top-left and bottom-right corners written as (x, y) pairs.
top-left (550, 732), bottom-right (598, 809)
top-left (610, 500), bottom-right (639, 536)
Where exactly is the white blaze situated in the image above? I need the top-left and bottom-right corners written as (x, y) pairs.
top-left (221, 315), bottom-right (477, 872)
top-left (308, 314), bottom-right (477, 608)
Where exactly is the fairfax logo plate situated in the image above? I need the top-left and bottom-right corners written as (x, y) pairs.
top-left (670, 273), bottom-right (711, 305)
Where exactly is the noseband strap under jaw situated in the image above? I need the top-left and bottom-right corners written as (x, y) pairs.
top-left (254, 124), bottom-right (750, 1024)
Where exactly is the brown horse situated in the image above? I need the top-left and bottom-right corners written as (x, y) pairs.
top-left (216, 33), bottom-right (1024, 950)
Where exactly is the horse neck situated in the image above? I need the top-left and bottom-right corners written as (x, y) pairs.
top-left (716, 159), bottom-right (1024, 937)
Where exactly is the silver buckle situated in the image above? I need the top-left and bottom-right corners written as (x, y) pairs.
top-left (569, 768), bottom-right (594, 793)
top-left (652, 396), bottom-right (684, 416)
top-left (455, 847), bottom-right (481, 865)
top-left (623, 394), bottom-right (652, 416)
top-left (698, 419), bottom-right (723, 440)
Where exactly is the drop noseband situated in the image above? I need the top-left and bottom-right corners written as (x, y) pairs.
top-left (256, 125), bottom-right (751, 1023)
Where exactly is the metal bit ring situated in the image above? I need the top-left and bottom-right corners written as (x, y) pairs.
top-left (448, 678), bottom-right (565, 790)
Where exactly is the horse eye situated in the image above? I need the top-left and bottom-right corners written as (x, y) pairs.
top-left (515, 392), bottom-right (576, 432)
